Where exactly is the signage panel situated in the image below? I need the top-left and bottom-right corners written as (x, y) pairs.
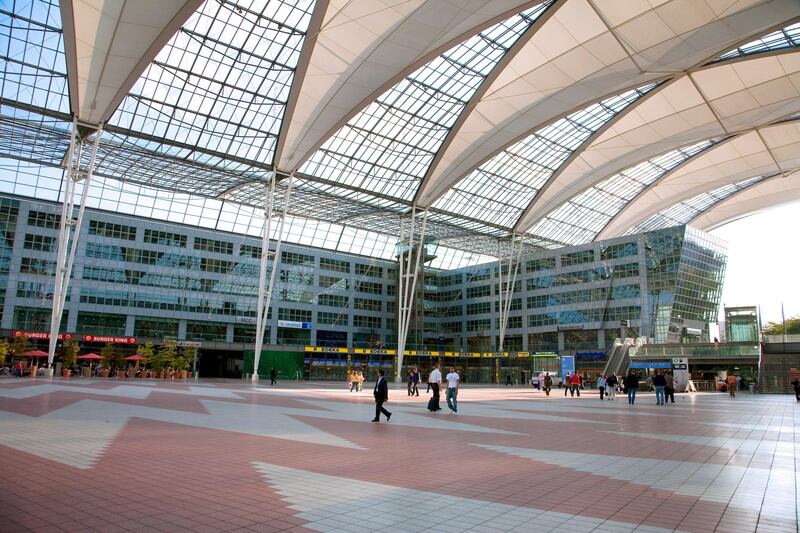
top-left (83, 335), bottom-right (137, 344)
top-left (13, 330), bottom-right (73, 341)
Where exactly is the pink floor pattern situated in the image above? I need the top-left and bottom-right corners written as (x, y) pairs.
top-left (0, 377), bottom-right (797, 532)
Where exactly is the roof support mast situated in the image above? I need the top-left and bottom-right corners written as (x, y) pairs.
top-left (395, 206), bottom-right (428, 383)
top-left (47, 118), bottom-right (102, 368)
top-left (497, 234), bottom-right (524, 352)
top-left (252, 171), bottom-right (294, 381)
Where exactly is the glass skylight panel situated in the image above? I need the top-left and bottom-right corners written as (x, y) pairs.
top-left (530, 140), bottom-right (716, 246)
top-left (0, 0), bottom-right (69, 114)
top-left (300, 3), bottom-right (551, 202)
top-left (433, 84), bottom-right (657, 228)
top-left (628, 176), bottom-right (768, 234)
top-left (717, 22), bottom-right (800, 61)
top-left (108, 0), bottom-right (314, 168)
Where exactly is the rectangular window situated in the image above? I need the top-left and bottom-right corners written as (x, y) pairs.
top-left (193, 237), bottom-right (233, 255)
top-left (436, 273), bottom-right (463, 286)
top-left (469, 267), bottom-right (491, 281)
top-left (23, 234), bottom-right (56, 252)
top-left (354, 280), bottom-right (382, 295)
top-left (279, 288), bottom-right (314, 303)
top-left (493, 280), bottom-right (521, 294)
top-left (601, 242), bottom-right (638, 260)
top-left (79, 289), bottom-right (129, 306)
top-left (20, 257), bottom-right (56, 275)
top-left (320, 257), bottom-right (349, 273)
top-left (355, 263), bottom-right (383, 277)
top-left (278, 308), bottom-right (312, 322)
top-left (526, 257), bottom-right (556, 272)
top-left (318, 294), bottom-right (350, 308)
top-left (466, 285), bottom-right (491, 298)
top-left (134, 318), bottom-right (179, 338)
top-left (143, 229), bottom-right (187, 247)
top-left (27, 210), bottom-right (59, 229)
top-left (77, 311), bottom-right (127, 335)
top-left (495, 298), bottom-right (522, 312)
top-left (186, 320), bottom-right (228, 341)
top-left (466, 302), bottom-right (491, 315)
top-left (561, 249), bottom-right (594, 267)
top-left (239, 244), bottom-right (262, 258)
top-left (281, 250), bottom-right (315, 267)
top-left (441, 322), bottom-right (462, 333)
top-left (89, 220), bottom-right (137, 240)
top-left (280, 270), bottom-right (314, 285)
top-left (354, 315), bottom-right (381, 329)
top-left (319, 275), bottom-right (348, 290)
top-left (233, 325), bottom-right (257, 343)
top-left (354, 298), bottom-right (381, 311)
top-left (496, 316), bottom-right (522, 329)
top-left (201, 258), bottom-right (234, 274)
top-left (318, 312), bottom-right (348, 326)
top-left (465, 319), bottom-right (491, 331)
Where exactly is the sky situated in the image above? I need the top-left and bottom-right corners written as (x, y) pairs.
top-left (711, 202), bottom-right (800, 325)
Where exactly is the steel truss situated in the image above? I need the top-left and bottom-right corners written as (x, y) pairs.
top-left (252, 171), bottom-right (295, 381)
top-left (47, 119), bottom-right (102, 366)
top-left (395, 206), bottom-right (429, 382)
top-left (497, 235), bottom-right (524, 352)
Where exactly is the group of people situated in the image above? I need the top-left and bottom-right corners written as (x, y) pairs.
top-left (370, 363), bottom-right (461, 423)
top-left (347, 369), bottom-right (365, 392)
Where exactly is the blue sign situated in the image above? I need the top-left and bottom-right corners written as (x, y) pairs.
top-left (576, 351), bottom-right (605, 361)
top-left (629, 361), bottom-right (672, 369)
top-left (560, 355), bottom-right (575, 382)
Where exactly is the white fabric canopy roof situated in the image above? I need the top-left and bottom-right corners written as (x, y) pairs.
top-left (1, 0), bottom-right (799, 265)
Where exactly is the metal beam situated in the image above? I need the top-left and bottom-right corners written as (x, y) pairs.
top-left (47, 119), bottom-right (102, 367)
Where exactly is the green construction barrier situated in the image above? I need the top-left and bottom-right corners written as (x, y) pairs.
top-left (244, 350), bottom-right (304, 380)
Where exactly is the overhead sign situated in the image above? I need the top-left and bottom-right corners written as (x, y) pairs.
top-left (13, 331), bottom-right (73, 341)
top-left (630, 361), bottom-right (671, 369)
top-left (177, 341), bottom-right (202, 348)
top-left (83, 335), bottom-right (137, 344)
top-left (532, 351), bottom-right (558, 357)
top-left (277, 320), bottom-right (312, 329)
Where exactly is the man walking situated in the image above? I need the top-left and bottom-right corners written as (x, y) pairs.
top-left (543, 372), bottom-right (552, 396)
top-left (606, 374), bottom-right (617, 400)
top-left (410, 367), bottom-right (420, 396)
top-left (445, 366), bottom-right (459, 413)
top-left (564, 372), bottom-right (572, 396)
top-left (624, 371), bottom-right (639, 404)
top-left (726, 373), bottom-right (737, 398)
top-left (428, 364), bottom-right (442, 412)
top-left (570, 372), bottom-right (581, 397)
top-left (597, 375), bottom-right (606, 400)
top-left (371, 369), bottom-right (391, 422)
top-left (664, 373), bottom-right (675, 403)
top-left (270, 367), bottom-right (277, 385)
top-left (653, 371), bottom-right (666, 405)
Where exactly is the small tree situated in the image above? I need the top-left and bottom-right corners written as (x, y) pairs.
top-left (0, 339), bottom-right (9, 367)
top-left (100, 343), bottom-right (123, 369)
top-left (762, 315), bottom-right (800, 335)
top-left (62, 339), bottom-right (79, 368)
top-left (154, 339), bottom-right (177, 371)
top-left (136, 341), bottom-right (154, 366)
top-left (9, 334), bottom-right (32, 359)
top-left (179, 345), bottom-right (197, 373)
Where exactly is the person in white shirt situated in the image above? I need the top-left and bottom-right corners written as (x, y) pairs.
top-left (428, 364), bottom-right (442, 412)
top-left (445, 367), bottom-right (459, 413)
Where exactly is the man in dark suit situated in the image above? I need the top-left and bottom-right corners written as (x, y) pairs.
top-left (372, 369), bottom-right (392, 422)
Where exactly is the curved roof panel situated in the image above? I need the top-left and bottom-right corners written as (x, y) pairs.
top-left (2, 0), bottom-right (800, 264)
top-left (518, 50), bottom-right (800, 232)
top-left (626, 175), bottom-right (771, 234)
top-left (600, 120), bottom-right (800, 238)
top-left (414, 0), bottom-right (798, 207)
top-left (691, 171), bottom-right (800, 230)
top-left (297, 4), bottom-right (550, 203)
top-left (274, 0), bottom-right (544, 171)
top-left (60, 0), bottom-right (202, 127)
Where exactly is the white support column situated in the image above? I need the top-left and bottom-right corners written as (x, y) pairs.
top-left (497, 234), bottom-right (523, 353)
top-left (252, 171), bottom-right (294, 381)
top-left (395, 206), bottom-right (428, 382)
top-left (47, 122), bottom-right (102, 367)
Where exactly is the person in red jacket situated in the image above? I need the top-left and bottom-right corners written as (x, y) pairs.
top-left (570, 372), bottom-right (581, 397)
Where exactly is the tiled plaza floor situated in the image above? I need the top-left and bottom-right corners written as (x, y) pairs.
top-left (0, 377), bottom-right (797, 532)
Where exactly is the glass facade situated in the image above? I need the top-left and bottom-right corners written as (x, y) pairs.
top-left (0, 195), bottom-right (726, 356)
